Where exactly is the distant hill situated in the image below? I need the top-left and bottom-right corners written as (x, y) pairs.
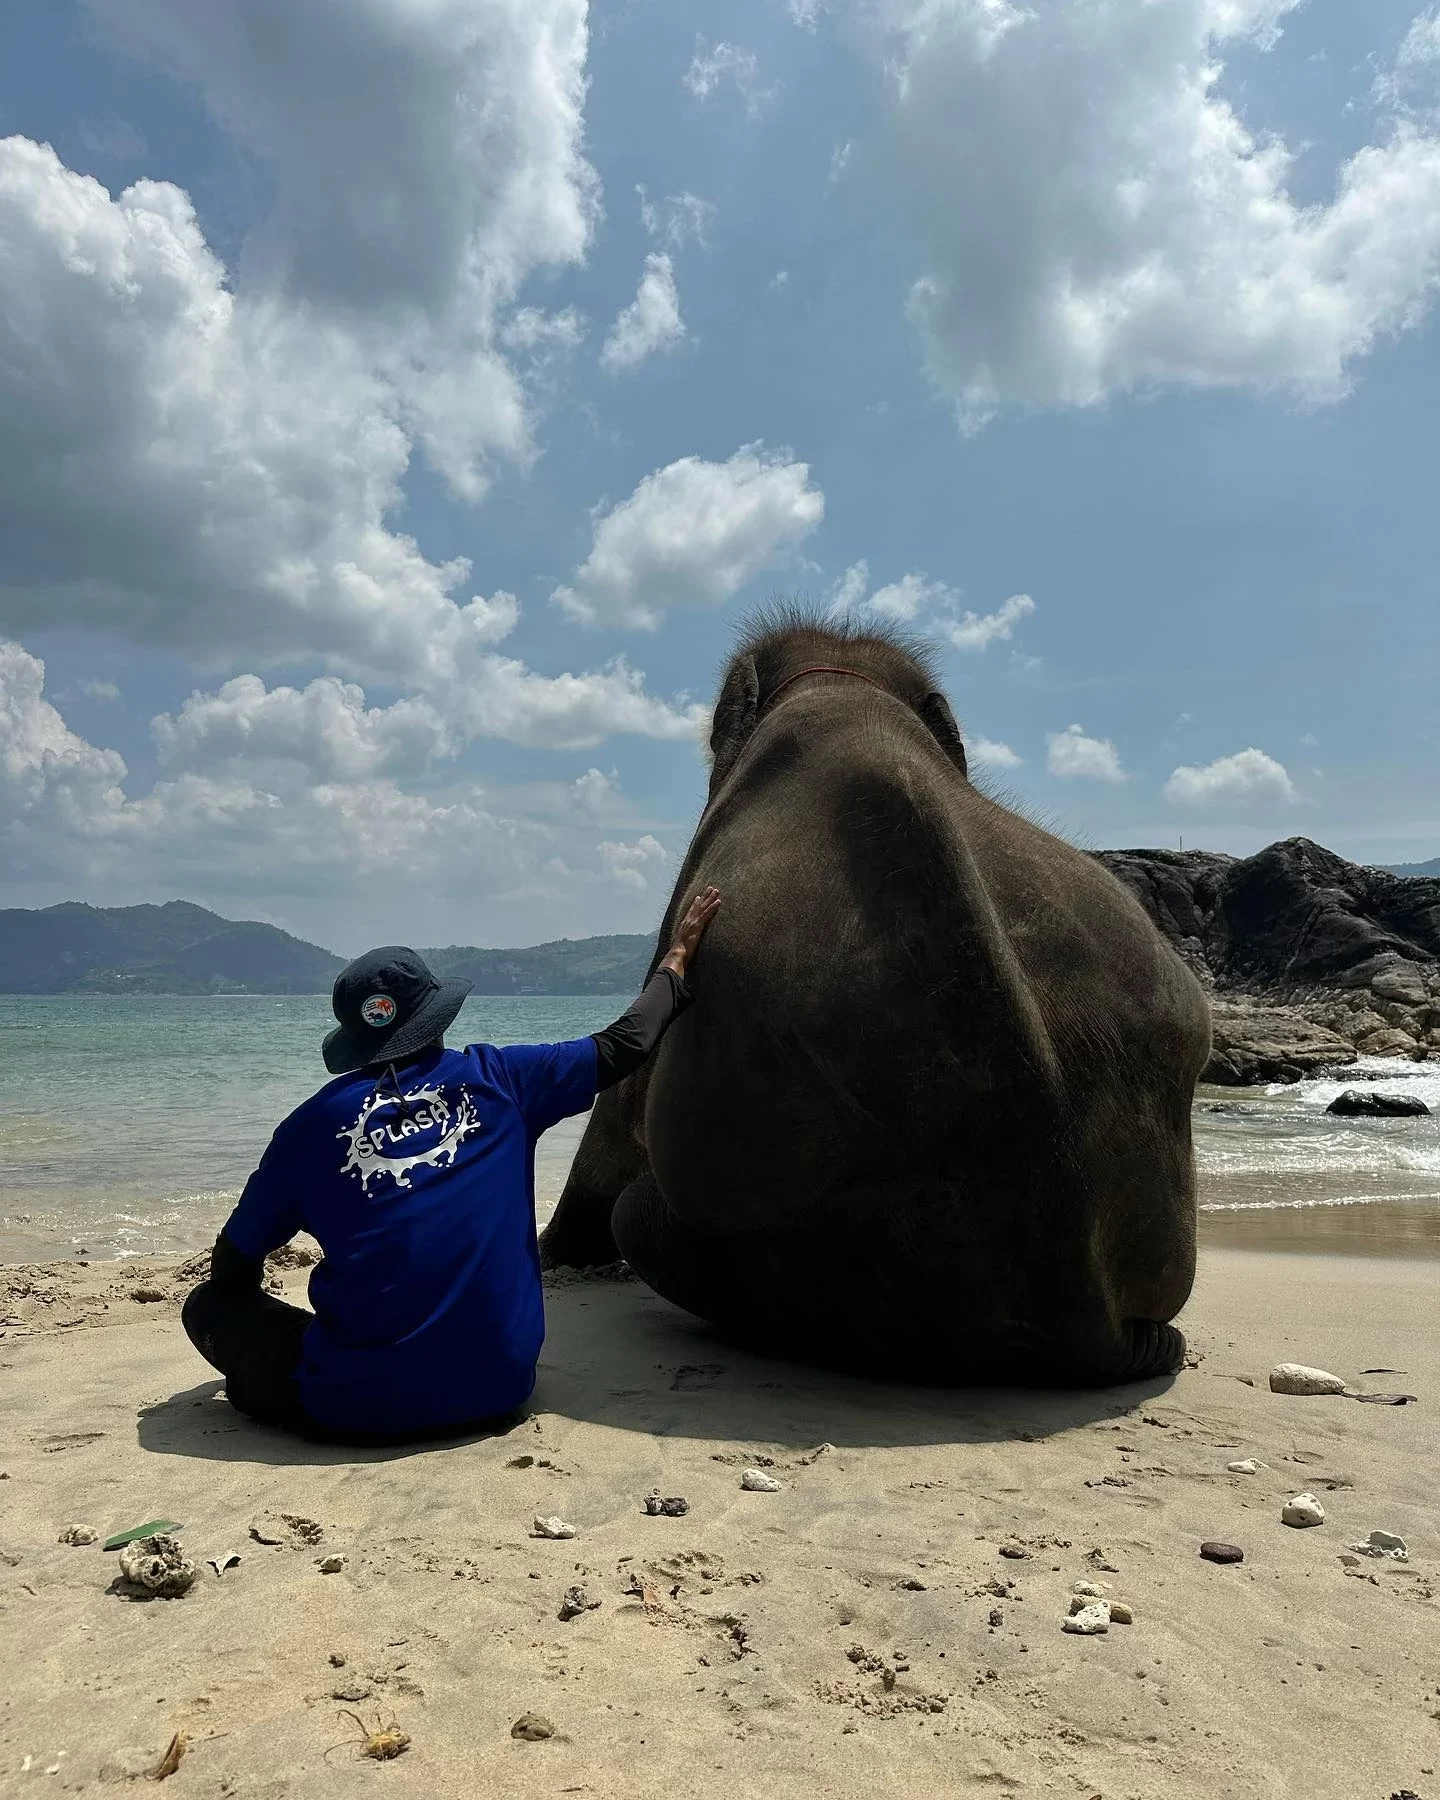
top-left (0, 901), bottom-right (344, 995)
top-left (0, 901), bottom-right (654, 995)
top-left (1385, 856), bottom-right (1440, 878)
top-left (425, 936), bottom-right (652, 996)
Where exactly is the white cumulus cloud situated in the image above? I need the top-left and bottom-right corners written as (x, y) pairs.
top-left (970, 736), bottom-right (1022, 769)
top-left (0, 2), bottom-right (659, 752)
top-left (1047, 724), bottom-right (1126, 783)
top-left (553, 447), bottom-right (825, 630)
top-left (600, 253), bottom-right (687, 372)
top-left (831, 563), bottom-right (1036, 652)
top-left (151, 676), bottom-right (458, 782)
top-left (597, 833), bottom-right (668, 892)
top-left (84, 0), bottom-right (596, 497)
top-left (1164, 747), bottom-right (1296, 807)
top-left (846, 0), bottom-right (1440, 427)
top-left (1, 640), bottom-right (678, 944)
top-left (0, 141), bottom-right (697, 750)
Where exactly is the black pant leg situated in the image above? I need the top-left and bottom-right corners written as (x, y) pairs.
top-left (181, 1280), bottom-right (313, 1430)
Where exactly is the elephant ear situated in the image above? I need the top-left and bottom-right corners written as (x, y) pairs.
top-left (708, 654), bottom-right (760, 787)
top-left (918, 691), bottom-right (968, 778)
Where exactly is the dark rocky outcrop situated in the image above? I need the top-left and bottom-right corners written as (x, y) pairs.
top-left (1325, 1090), bottom-right (1431, 1118)
top-left (1097, 838), bottom-right (1440, 985)
top-left (1095, 838), bottom-right (1440, 1083)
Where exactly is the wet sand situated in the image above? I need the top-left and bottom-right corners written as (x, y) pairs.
top-left (1199, 1196), bottom-right (1440, 1259)
top-left (2, 1247), bottom-right (1436, 1798)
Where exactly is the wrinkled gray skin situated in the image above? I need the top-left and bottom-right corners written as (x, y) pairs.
top-left (541, 618), bottom-right (1211, 1386)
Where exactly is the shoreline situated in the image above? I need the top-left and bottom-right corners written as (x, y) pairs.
top-left (8, 1194), bottom-right (1440, 1269)
top-left (2, 1246), bottom-right (1435, 1798)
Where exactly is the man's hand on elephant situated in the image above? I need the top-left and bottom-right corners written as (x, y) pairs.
top-left (661, 885), bottom-right (721, 980)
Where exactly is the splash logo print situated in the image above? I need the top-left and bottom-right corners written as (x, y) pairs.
top-left (360, 993), bottom-right (397, 1028)
top-left (337, 1082), bottom-right (481, 1193)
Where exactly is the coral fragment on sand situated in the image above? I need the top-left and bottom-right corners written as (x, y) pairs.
top-left (117, 1534), bottom-right (197, 1598)
top-left (1351, 1530), bottom-right (1408, 1560)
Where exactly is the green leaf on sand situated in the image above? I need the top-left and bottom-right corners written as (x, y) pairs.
top-left (103, 1520), bottom-right (183, 1551)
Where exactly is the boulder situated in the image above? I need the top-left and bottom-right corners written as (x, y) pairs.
top-left (1096, 840), bottom-right (1440, 988)
top-left (1372, 967), bottom-right (1429, 1006)
top-left (1326, 1090), bottom-right (1430, 1118)
top-left (1355, 1027), bottom-right (1419, 1057)
top-left (1202, 1002), bottom-right (1357, 1086)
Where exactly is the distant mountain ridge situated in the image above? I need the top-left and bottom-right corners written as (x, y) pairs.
top-left (0, 901), bottom-right (653, 995)
top-left (5, 845), bottom-right (1437, 995)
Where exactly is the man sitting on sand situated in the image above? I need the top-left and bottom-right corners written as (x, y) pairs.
top-left (181, 888), bottom-right (720, 1442)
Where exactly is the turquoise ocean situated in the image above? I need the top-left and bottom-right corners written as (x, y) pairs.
top-left (2, 996), bottom-right (1438, 1262)
top-left (0, 994), bottom-right (623, 1262)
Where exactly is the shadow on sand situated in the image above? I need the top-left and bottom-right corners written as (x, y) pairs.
top-left (137, 1274), bottom-right (1177, 1465)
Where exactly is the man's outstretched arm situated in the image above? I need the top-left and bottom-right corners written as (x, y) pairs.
top-left (591, 886), bottom-right (721, 1089)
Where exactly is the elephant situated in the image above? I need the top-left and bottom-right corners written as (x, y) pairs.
top-left (541, 613), bottom-right (1212, 1386)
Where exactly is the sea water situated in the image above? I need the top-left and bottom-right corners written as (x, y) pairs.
top-left (2, 997), bottom-right (1438, 1262)
top-left (1194, 1057), bottom-right (1440, 1257)
top-left (0, 994), bottom-right (624, 1261)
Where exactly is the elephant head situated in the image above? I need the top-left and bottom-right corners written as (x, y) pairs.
top-left (708, 614), bottom-right (969, 792)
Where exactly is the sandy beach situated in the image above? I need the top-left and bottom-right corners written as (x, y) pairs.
top-left (1, 1246), bottom-right (1435, 1799)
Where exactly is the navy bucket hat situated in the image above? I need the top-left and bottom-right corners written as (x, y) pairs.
top-left (322, 946), bottom-right (472, 1075)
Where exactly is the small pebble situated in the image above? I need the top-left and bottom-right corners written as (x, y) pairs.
top-left (511, 1712), bottom-right (556, 1741)
top-left (531, 1516), bottom-right (577, 1540)
top-left (329, 1653), bottom-right (347, 1667)
top-left (317, 1553), bottom-right (347, 1573)
top-left (1071, 1580), bottom-right (1105, 1598)
top-left (1109, 1601), bottom-right (1134, 1625)
top-left (643, 1493), bottom-right (690, 1516)
top-left (332, 1682), bottom-right (371, 1703)
top-left (58, 1525), bottom-right (98, 1546)
top-left (558, 1585), bottom-right (600, 1621)
top-left (1199, 1541), bottom-right (1245, 1564)
top-left (1062, 1600), bottom-right (1110, 1635)
top-left (997, 1544), bottom-right (1029, 1560)
top-left (1227, 1459), bottom-right (1263, 1474)
top-left (1269, 1363), bottom-right (1347, 1396)
top-left (740, 1469), bottom-right (783, 1493)
top-left (1281, 1493), bottom-right (1325, 1528)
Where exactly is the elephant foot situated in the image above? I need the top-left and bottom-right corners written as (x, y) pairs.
top-left (1114, 1317), bottom-right (1186, 1382)
top-left (538, 1197), bottom-right (620, 1271)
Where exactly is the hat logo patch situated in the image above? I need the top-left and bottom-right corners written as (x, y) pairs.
top-left (361, 993), bottom-right (397, 1028)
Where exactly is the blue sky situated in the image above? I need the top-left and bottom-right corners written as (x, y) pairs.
top-left (2, 0), bottom-right (1438, 952)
